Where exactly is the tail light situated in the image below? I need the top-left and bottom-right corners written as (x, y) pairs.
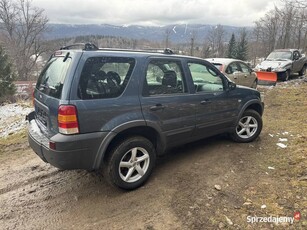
top-left (58, 105), bottom-right (79, 134)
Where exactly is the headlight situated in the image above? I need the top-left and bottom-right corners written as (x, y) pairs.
top-left (273, 66), bottom-right (286, 72)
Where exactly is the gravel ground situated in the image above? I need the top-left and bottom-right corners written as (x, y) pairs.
top-left (0, 76), bottom-right (306, 229)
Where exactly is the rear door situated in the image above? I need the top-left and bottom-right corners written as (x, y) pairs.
top-left (140, 58), bottom-right (195, 146)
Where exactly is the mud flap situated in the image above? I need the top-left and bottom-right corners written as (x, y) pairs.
top-left (256, 71), bottom-right (277, 86)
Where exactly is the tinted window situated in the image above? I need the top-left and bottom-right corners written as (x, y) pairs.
top-left (36, 57), bottom-right (71, 99)
top-left (143, 60), bottom-right (186, 96)
top-left (188, 62), bottom-right (224, 93)
top-left (78, 57), bottom-right (135, 99)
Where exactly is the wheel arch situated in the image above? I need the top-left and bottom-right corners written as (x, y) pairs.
top-left (245, 103), bottom-right (263, 116)
top-left (237, 100), bottom-right (264, 122)
top-left (93, 125), bottom-right (164, 169)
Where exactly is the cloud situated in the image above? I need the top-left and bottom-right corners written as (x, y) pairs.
top-left (32, 0), bottom-right (282, 26)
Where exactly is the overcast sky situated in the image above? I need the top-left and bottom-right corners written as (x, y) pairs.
top-left (32, 0), bottom-right (282, 27)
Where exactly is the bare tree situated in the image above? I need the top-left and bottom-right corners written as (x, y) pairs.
top-left (253, 0), bottom-right (307, 57)
top-left (0, 0), bottom-right (48, 80)
top-left (283, 0), bottom-right (307, 9)
top-left (206, 24), bottom-right (226, 57)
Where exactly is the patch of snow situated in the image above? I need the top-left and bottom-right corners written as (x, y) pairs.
top-left (278, 138), bottom-right (288, 142)
top-left (0, 103), bottom-right (33, 137)
top-left (276, 143), bottom-right (287, 149)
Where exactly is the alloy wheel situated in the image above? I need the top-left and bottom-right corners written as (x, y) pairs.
top-left (118, 147), bottom-right (150, 183)
top-left (236, 116), bottom-right (258, 139)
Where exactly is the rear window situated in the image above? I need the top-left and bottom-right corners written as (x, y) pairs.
top-left (36, 57), bottom-right (71, 99)
top-left (78, 57), bottom-right (135, 99)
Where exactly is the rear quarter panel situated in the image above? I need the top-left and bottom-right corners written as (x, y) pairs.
top-left (68, 54), bottom-right (146, 133)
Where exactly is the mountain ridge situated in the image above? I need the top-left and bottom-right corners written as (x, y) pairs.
top-left (45, 23), bottom-right (251, 43)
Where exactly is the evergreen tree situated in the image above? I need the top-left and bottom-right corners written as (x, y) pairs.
top-left (236, 28), bottom-right (248, 61)
top-left (0, 46), bottom-right (15, 100)
top-left (227, 33), bottom-right (237, 58)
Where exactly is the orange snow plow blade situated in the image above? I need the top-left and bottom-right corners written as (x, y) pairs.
top-left (256, 71), bottom-right (277, 86)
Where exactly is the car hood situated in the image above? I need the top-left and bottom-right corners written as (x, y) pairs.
top-left (236, 84), bottom-right (258, 92)
top-left (258, 60), bottom-right (291, 69)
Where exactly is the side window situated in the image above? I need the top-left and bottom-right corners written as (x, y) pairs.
top-left (227, 62), bottom-right (241, 74)
top-left (143, 60), bottom-right (186, 96)
top-left (238, 62), bottom-right (250, 73)
top-left (293, 51), bottom-right (300, 60)
top-left (188, 62), bottom-right (224, 93)
top-left (78, 57), bottom-right (135, 99)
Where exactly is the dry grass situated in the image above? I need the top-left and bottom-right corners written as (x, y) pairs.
top-left (237, 83), bottom-right (307, 228)
top-left (0, 130), bottom-right (27, 158)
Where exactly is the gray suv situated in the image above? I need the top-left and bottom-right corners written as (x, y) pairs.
top-left (27, 43), bottom-right (264, 190)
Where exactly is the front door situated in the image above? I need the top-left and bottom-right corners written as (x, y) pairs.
top-left (237, 62), bottom-right (255, 87)
top-left (186, 60), bottom-right (240, 138)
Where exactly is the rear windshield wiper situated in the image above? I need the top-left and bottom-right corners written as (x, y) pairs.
top-left (39, 84), bottom-right (55, 91)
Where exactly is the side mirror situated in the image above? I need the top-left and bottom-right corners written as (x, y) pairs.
top-left (228, 81), bottom-right (236, 91)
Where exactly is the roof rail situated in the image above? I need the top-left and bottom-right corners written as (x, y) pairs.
top-left (139, 48), bottom-right (174, 54)
top-left (59, 43), bottom-right (175, 54)
top-left (60, 43), bottom-right (98, 51)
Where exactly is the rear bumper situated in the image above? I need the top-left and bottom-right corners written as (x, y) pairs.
top-left (28, 119), bottom-right (108, 170)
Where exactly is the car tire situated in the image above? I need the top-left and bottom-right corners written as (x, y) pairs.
top-left (298, 65), bottom-right (306, 76)
top-left (230, 110), bottom-right (262, 143)
top-left (103, 136), bottom-right (156, 190)
top-left (283, 70), bottom-right (290, 81)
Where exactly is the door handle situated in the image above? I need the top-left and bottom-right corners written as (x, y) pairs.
top-left (200, 100), bottom-right (212, 105)
top-left (150, 104), bottom-right (165, 111)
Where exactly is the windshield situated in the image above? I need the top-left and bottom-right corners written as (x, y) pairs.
top-left (212, 63), bottom-right (223, 71)
top-left (36, 57), bottom-right (71, 99)
top-left (266, 51), bottom-right (292, 60)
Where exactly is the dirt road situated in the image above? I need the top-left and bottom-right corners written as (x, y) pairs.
top-left (1, 79), bottom-right (307, 229)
